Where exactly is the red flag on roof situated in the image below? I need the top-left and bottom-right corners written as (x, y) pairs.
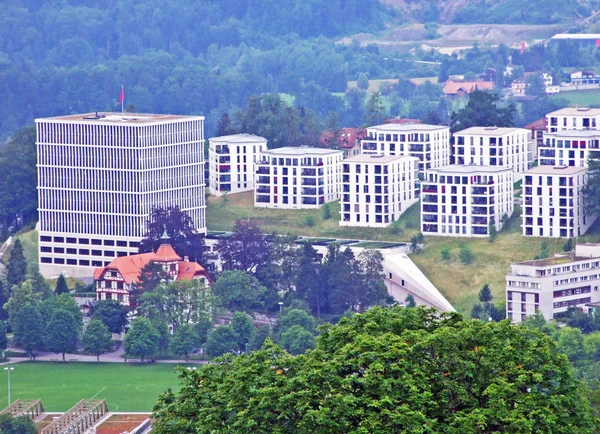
top-left (118, 85), bottom-right (124, 104)
top-left (521, 42), bottom-right (526, 54)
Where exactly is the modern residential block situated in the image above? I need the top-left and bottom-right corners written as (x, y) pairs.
top-left (506, 243), bottom-right (600, 323)
top-left (420, 165), bottom-right (514, 237)
top-left (538, 130), bottom-right (600, 167)
top-left (254, 146), bottom-right (343, 209)
top-left (36, 112), bottom-right (206, 278)
top-left (208, 134), bottom-right (267, 196)
top-left (453, 126), bottom-right (531, 178)
top-left (521, 166), bottom-right (596, 238)
top-left (339, 154), bottom-right (419, 227)
top-left (360, 123), bottom-right (450, 172)
top-left (546, 107), bottom-right (600, 133)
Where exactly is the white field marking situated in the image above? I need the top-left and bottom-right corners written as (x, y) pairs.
top-left (90, 386), bottom-right (106, 400)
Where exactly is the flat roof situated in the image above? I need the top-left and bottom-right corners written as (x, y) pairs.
top-left (545, 130), bottom-right (600, 138)
top-left (345, 154), bottom-right (418, 164)
top-left (455, 126), bottom-right (527, 135)
top-left (366, 123), bottom-right (448, 132)
top-left (426, 164), bottom-right (512, 174)
top-left (517, 254), bottom-right (587, 267)
top-left (551, 34), bottom-right (600, 40)
top-left (524, 165), bottom-right (587, 176)
top-left (546, 107), bottom-right (600, 117)
top-left (261, 146), bottom-right (343, 156)
top-left (209, 133), bottom-right (266, 143)
top-left (35, 112), bottom-right (204, 125)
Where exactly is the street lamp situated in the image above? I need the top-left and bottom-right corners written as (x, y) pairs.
top-left (278, 302), bottom-right (284, 312)
top-left (4, 367), bottom-right (14, 405)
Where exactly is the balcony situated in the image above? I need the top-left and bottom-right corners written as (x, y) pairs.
top-left (343, 175), bottom-right (350, 183)
top-left (472, 187), bottom-right (487, 195)
top-left (422, 186), bottom-right (438, 193)
top-left (218, 156), bottom-right (230, 164)
top-left (423, 214), bottom-right (437, 222)
top-left (343, 194), bottom-right (350, 202)
top-left (302, 187), bottom-right (317, 195)
top-left (257, 176), bottom-right (270, 184)
top-left (423, 224), bottom-right (439, 233)
top-left (472, 227), bottom-right (488, 235)
top-left (218, 165), bottom-right (231, 173)
top-left (422, 195), bottom-right (438, 203)
top-left (423, 205), bottom-right (438, 213)
top-left (409, 144), bottom-right (424, 152)
top-left (302, 169), bottom-right (317, 176)
top-left (472, 216), bottom-right (488, 225)
top-left (257, 167), bottom-right (270, 174)
top-left (215, 146), bottom-right (230, 154)
top-left (525, 217), bottom-right (533, 226)
top-left (256, 195), bottom-right (270, 203)
top-left (218, 175), bottom-right (231, 182)
top-left (302, 197), bottom-right (317, 205)
top-left (256, 186), bottom-right (270, 194)
top-left (302, 178), bottom-right (317, 186)
top-left (343, 185), bottom-right (350, 193)
top-left (539, 150), bottom-right (556, 158)
top-left (472, 206), bottom-right (488, 215)
top-left (343, 165), bottom-right (350, 173)
top-left (472, 197), bottom-right (488, 205)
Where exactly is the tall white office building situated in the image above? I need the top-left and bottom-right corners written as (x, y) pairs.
top-left (36, 112), bottom-right (206, 278)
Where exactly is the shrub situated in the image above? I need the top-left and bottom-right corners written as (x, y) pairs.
top-left (303, 215), bottom-right (316, 227)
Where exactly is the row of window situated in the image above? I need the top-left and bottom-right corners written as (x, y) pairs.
top-left (40, 246), bottom-right (129, 257)
top-left (40, 257), bottom-right (109, 267)
top-left (40, 235), bottom-right (138, 248)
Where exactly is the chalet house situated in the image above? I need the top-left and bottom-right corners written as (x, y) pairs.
top-left (443, 79), bottom-right (494, 98)
top-left (94, 233), bottom-right (210, 307)
top-left (320, 127), bottom-right (366, 158)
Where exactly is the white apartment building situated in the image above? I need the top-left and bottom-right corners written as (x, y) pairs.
top-left (522, 166), bottom-right (595, 238)
top-left (208, 134), bottom-right (267, 196)
top-left (546, 107), bottom-right (600, 133)
top-left (421, 165), bottom-right (514, 237)
top-left (36, 112), bottom-right (206, 278)
top-left (339, 155), bottom-right (418, 227)
top-left (361, 123), bottom-right (450, 172)
top-left (538, 130), bottom-right (600, 167)
top-left (453, 127), bottom-right (531, 179)
top-left (254, 147), bottom-right (343, 209)
top-left (506, 243), bottom-right (600, 323)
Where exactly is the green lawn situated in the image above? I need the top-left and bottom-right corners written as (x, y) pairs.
top-left (561, 88), bottom-right (600, 107)
top-left (0, 362), bottom-right (183, 412)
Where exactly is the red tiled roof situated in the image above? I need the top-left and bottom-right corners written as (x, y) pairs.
top-left (525, 117), bottom-right (548, 131)
top-left (443, 79), bottom-right (494, 95)
top-left (176, 261), bottom-right (210, 281)
top-left (93, 252), bottom-right (155, 284)
top-left (320, 127), bottom-right (366, 149)
top-left (153, 243), bottom-right (182, 262)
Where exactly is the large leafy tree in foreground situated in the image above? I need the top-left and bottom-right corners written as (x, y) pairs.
top-left (451, 90), bottom-right (515, 132)
top-left (153, 307), bottom-right (596, 433)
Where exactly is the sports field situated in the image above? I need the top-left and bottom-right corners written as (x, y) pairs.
top-left (0, 362), bottom-right (185, 412)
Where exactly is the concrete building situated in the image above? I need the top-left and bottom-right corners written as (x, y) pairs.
top-left (360, 123), bottom-right (450, 172)
top-left (421, 165), bottom-right (514, 237)
top-left (453, 126), bottom-right (531, 178)
top-left (550, 33), bottom-right (600, 49)
top-left (506, 243), bottom-right (600, 323)
top-left (546, 107), bottom-right (600, 133)
top-left (522, 166), bottom-right (596, 238)
top-left (208, 134), bottom-right (267, 196)
top-left (340, 154), bottom-right (418, 228)
top-left (538, 130), bottom-right (600, 167)
top-left (254, 146), bottom-right (343, 209)
top-left (36, 112), bottom-right (206, 278)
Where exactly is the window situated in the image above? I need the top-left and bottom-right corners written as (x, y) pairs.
top-left (92, 239), bottom-right (102, 245)
top-left (40, 236), bottom-right (51, 242)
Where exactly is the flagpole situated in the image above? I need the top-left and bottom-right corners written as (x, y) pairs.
top-left (121, 85), bottom-right (124, 115)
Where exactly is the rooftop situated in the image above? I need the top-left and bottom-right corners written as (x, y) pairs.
top-left (261, 146), bottom-right (343, 156)
top-left (517, 255), bottom-right (587, 267)
top-left (546, 107), bottom-right (600, 117)
top-left (345, 154), bottom-right (419, 164)
top-left (455, 126), bottom-right (527, 135)
top-left (551, 34), bottom-right (600, 40)
top-left (545, 130), bottom-right (600, 138)
top-left (426, 164), bottom-right (512, 174)
top-left (524, 165), bottom-right (587, 176)
top-left (209, 133), bottom-right (267, 143)
top-left (36, 112), bottom-right (204, 125)
top-left (366, 123), bottom-right (448, 132)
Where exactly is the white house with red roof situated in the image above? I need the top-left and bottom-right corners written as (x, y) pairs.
top-left (94, 233), bottom-right (210, 307)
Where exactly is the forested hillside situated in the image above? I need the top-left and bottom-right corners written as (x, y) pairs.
top-left (0, 0), bottom-right (394, 140)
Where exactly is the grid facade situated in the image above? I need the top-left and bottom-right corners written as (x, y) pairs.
top-left (546, 107), bottom-right (600, 133)
top-left (36, 113), bottom-right (206, 278)
top-left (538, 130), bottom-right (600, 167)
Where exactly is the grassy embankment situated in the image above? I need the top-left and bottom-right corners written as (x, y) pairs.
top-left (208, 191), bottom-right (600, 315)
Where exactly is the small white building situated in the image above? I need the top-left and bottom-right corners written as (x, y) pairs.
top-left (421, 165), bottom-right (514, 237)
top-left (254, 146), bottom-right (343, 209)
top-left (339, 154), bottom-right (418, 228)
top-left (208, 134), bottom-right (267, 196)
top-left (522, 166), bottom-right (596, 238)
top-left (546, 107), bottom-right (600, 133)
top-left (506, 243), bottom-right (600, 323)
top-left (538, 130), bottom-right (600, 167)
top-left (453, 126), bottom-right (531, 179)
top-left (361, 123), bottom-right (450, 172)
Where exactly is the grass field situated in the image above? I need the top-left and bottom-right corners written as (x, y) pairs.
top-left (0, 362), bottom-right (182, 412)
top-left (561, 88), bottom-right (600, 107)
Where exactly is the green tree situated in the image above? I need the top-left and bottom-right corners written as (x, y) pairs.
top-left (154, 307), bottom-right (596, 433)
top-left (440, 248), bottom-right (451, 261)
top-left (356, 72), bottom-right (369, 91)
top-left (459, 244), bottom-right (475, 264)
top-left (247, 325), bottom-right (271, 352)
top-left (230, 312), bottom-right (255, 352)
top-left (365, 91), bottom-right (385, 125)
top-left (279, 325), bottom-right (315, 355)
top-left (11, 305), bottom-right (44, 359)
top-left (583, 158), bottom-right (600, 215)
top-left (5, 239), bottom-right (27, 289)
top-left (321, 203), bottom-right (331, 220)
top-left (0, 414), bottom-right (37, 434)
top-left (124, 317), bottom-right (160, 362)
top-left (212, 270), bottom-right (266, 314)
top-left (28, 270), bottom-right (52, 300)
top-left (276, 309), bottom-right (316, 335)
top-left (205, 325), bottom-right (239, 357)
top-left (4, 281), bottom-right (39, 330)
top-left (556, 326), bottom-right (586, 367)
top-left (479, 283), bottom-right (493, 304)
top-left (216, 220), bottom-right (274, 275)
top-left (0, 321), bottom-right (6, 351)
top-left (54, 274), bottom-right (69, 294)
top-left (169, 324), bottom-right (200, 361)
top-left (82, 319), bottom-right (113, 361)
top-left (404, 294), bottom-right (416, 307)
top-left (135, 261), bottom-right (171, 297)
top-left (39, 293), bottom-right (83, 331)
top-left (215, 112), bottom-right (233, 136)
top-left (451, 90), bottom-right (515, 132)
top-left (92, 299), bottom-right (129, 334)
top-left (488, 218), bottom-right (498, 242)
top-left (45, 309), bottom-right (80, 361)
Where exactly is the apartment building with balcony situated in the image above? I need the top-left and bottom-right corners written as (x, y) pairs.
top-left (254, 147), bottom-right (343, 209)
top-left (360, 123), bottom-right (450, 172)
top-left (521, 166), bottom-right (595, 238)
top-left (506, 243), bottom-right (600, 323)
top-left (452, 126), bottom-right (531, 179)
top-left (546, 107), bottom-right (600, 133)
top-left (339, 155), bottom-right (418, 228)
top-left (420, 165), bottom-right (514, 237)
top-left (208, 134), bottom-right (267, 196)
top-left (538, 130), bottom-right (600, 167)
